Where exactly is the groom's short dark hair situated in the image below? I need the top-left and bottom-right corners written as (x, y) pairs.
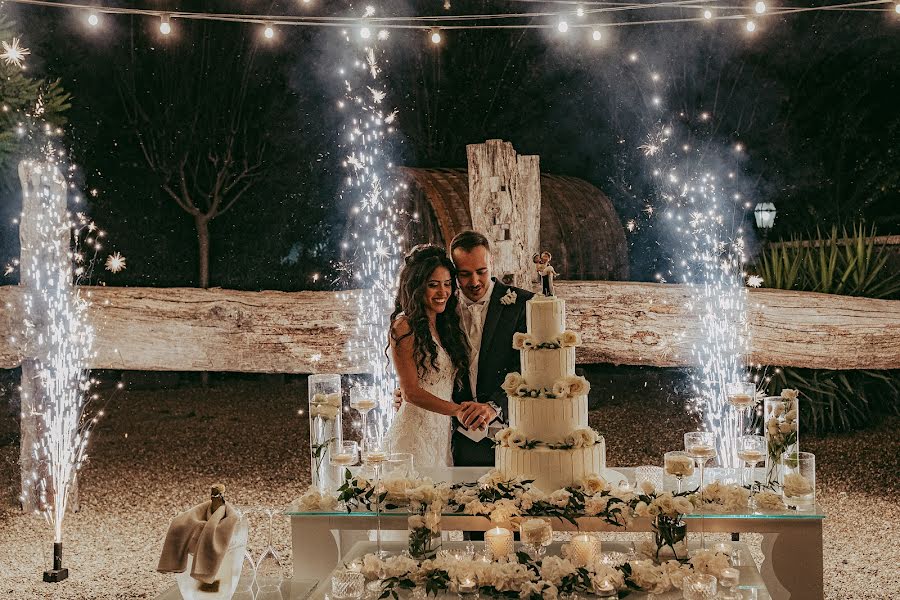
top-left (450, 230), bottom-right (491, 254)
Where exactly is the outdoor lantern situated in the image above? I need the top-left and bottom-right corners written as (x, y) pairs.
top-left (754, 202), bottom-right (777, 229)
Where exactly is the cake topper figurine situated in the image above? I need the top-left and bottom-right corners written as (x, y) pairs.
top-left (533, 251), bottom-right (558, 296)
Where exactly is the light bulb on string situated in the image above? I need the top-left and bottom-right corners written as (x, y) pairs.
top-left (895, 3), bottom-right (899, 13)
top-left (263, 22), bottom-right (275, 39)
top-left (703, 9), bottom-right (713, 19)
top-left (558, 20), bottom-right (569, 33)
top-left (576, 6), bottom-right (585, 17)
top-left (746, 20), bottom-right (757, 32)
top-left (87, 12), bottom-right (99, 27)
top-left (159, 14), bottom-right (172, 35)
top-left (360, 27), bottom-right (371, 39)
top-left (592, 29), bottom-right (602, 41)
top-left (430, 28), bottom-right (442, 44)
top-left (754, 1), bottom-right (766, 13)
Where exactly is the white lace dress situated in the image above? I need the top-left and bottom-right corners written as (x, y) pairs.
top-left (384, 339), bottom-right (456, 468)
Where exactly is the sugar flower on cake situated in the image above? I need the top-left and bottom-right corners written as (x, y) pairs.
top-left (512, 332), bottom-right (536, 350)
top-left (502, 372), bottom-right (525, 396)
top-left (508, 430), bottom-right (528, 448)
top-left (559, 330), bottom-right (581, 347)
top-left (565, 375), bottom-right (591, 397)
top-left (782, 472), bottom-right (813, 498)
top-left (576, 428), bottom-right (598, 446)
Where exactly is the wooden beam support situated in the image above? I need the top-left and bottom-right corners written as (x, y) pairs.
top-left (1, 282), bottom-right (898, 372)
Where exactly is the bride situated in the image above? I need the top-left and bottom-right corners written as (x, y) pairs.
top-left (384, 245), bottom-right (472, 467)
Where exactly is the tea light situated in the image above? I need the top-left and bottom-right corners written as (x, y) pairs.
top-left (712, 541), bottom-right (734, 556)
top-left (354, 398), bottom-right (378, 411)
top-left (457, 576), bottom-right (478, 594)
top-left (592, 578), bottom-right (617, 597)
top-left (570, 533), bottom-right (601, 566)
top-left (719, 567), bottom-right (740, 589)
top-left (362, 450), bottom-right (386, 463)
top-left (485, 527), bottom-right (514, 559)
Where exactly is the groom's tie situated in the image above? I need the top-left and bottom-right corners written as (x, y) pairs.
top-left (466, 300), bottom-right (486, 340)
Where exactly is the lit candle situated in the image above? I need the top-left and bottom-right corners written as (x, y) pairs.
top-left (570, 533), bottom-right (600, 566)
top-left (354, 398), bottom-right (377, 411)
top-left (484, 527), bottom-right (513, 559)
top-left (457, 577), bottom-right (477, 594)
top-left (719, 567), bottom-right (740, 588)
top-left (363, 450), bottom-right (386, 464)
top-left (592, 578), bottom-right (617, 597)
top-left (712, 541), bottom-right (734, 556)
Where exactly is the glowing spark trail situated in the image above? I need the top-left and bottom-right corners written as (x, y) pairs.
top-left (339, 11), bottom-right (401, 435)
top-left (1, 37), bottom-right (30, 68)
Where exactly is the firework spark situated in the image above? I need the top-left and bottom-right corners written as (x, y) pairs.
top-left (1, 37), bottom-right (30, 68)
top-left (104, 252), bottom-right (126, 273)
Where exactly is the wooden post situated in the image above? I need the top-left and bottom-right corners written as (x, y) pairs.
top-left (16, 160), bottom-right (78, 513)
top-left (466, 140), bottom-right (541, 289)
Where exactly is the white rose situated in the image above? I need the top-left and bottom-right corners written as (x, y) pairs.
top-left (509, 431), bottom-right (528, 448)
top-left (781, 388), bottom-right (799, 400)
top-left (311, 392), bottom-right (326, 404)
top-left (639, 480), bottom-right (656, 495)
top-left (577, 428), bottom-right (598, 446)
top-left (778, 422), bottom-right (793, 434)
top-left (673, 497), bottom-right (694, 515)
top-left (753, 490), bottom-right (786, 511)
top-left (633, 501), bottom-right (652, 517)
top-left (551, 380), bottom-right (571, 398)
top-left (495, 428), bottom-right (513, 446)
top-left (559, 330), bottom-right (581, 347)
top-left (773, 403), bottom-right (785, 417)
top-left (325, 392), bottom-right (342, 407)
top-left (652, 494), bottom-right (676, 517)
top-left (522, 337), bottom-right (536, 350)
top-left (584, 494), bottom-right (610, 516)
top-left (311, 404), bottom-right (339, 420)
top-left (564, 433), bottom-right (579, 448)
top-left (766, 418), bottom-right (779, 436)
top-left (578, 474), bottom-right (609, 495)
top-left (502, 373), bottom-right (525, 396)
top-left (785, 409), bottom-right (798, 422)
top-left (424, 511), bottom-right (441, 532)
top-left (512, 333), bottom-right (529, 351)
top-left (565, 375), bottom-right (590, 397)
top-left (407, 515), bottom-right (424, 529)
top-left (783, 473), bottom-right (813, 498)
top-left (548, 489), bottom-right (572, 508)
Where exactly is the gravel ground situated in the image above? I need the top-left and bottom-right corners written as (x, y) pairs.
top-left (0, 374), bottom-right (898, 599)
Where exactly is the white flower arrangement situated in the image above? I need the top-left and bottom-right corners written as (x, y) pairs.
top-left (501, 372), bottom-right (525, 396)
top-left (296, 486), bottom-right (339, 511)
top-left (494, 427), bottom-right (601, 450)
top-left (782, 472), bottom-right (813, 498)
top-left (310, 392), bottom-right (342, 421)
top-left (500, 289), bottom-right (518, 305)
top-left (511, 330), bottom-right (582, 351)
top-left (504, 374), bottom-right (591, 400)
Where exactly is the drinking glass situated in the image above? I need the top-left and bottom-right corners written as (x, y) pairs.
top-left (664, 451), bottom-right (695, 494)
top-left (736, 435), bottom-right (766, 490)
top-left (350, 384), bottom-right (378, 452)
top-left (684, 431), bottom-right (717, 548)
top-left (682, 573), bottom-right (717, 600)
top-left (518, 517), bottom-right (552, 558)
top-left (726, 381), bottom-right (757, 438)
top-left (254, 508), bottom-right (283, 599)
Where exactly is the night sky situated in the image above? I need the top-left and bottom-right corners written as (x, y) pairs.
top-left (2, 1), bottom-right (898, 288)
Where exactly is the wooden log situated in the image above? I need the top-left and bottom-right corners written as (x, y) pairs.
top-left (2, 282), bottom-right (898, 372)
top-left (466, 139), bottom-right (540, 289)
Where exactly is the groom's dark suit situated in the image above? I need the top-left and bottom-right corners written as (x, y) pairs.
top-left (451, 278), bottom-right (534, 466)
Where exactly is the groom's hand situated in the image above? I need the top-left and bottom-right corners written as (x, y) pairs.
top-left (458, 401), bottom-right (497, 431)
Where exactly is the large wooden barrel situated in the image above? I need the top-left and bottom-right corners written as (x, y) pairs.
top-left (397, 167), bottom-right (629, 280)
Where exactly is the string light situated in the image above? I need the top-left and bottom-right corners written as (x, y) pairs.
top-left (430, 27), bottom-right (442, 44)
top-left (703, 9), bottom-right (713, 19)
top-left (895, 2), bottom-right (900, 13)
top-left (263, 22), bottom-right (275, 39)
top-left (746, 19), bottom-right (757, 32)
top-left (360, 26), bottom-right (371, 39)
top-left (576, 6), bottom-right (585, 17)
top-left (557, 19), bottom-right (568, 32)
top-left (159, 14), bottom-right (172, 35)
top-left (87, 12), bottom-right (99, 27)
top-left (592, 29), bottom-right (601, 41)
top-left (754, 1), bottom-right (767, 14)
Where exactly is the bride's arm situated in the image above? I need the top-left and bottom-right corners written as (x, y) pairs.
top-left (390, 317), bottom-right (461, 417)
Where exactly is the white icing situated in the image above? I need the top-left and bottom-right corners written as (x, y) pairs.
top-left (521, 347), bottom-right (576, 390)
top-left (509, 395), bottom-right (588, 443)
top-left (496, 438), bottom-right (607, 493)
top-left (526, 297), bottom-right (566, 343)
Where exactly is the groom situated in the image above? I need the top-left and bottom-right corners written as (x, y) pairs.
top-left (447, 230), bottom-right (534, 467)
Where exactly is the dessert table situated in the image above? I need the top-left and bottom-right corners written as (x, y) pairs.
top-left (287, 467), bottom-right (824, 600)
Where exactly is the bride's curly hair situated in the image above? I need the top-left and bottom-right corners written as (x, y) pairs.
top-left (388, 244), bottom-right (469, 390)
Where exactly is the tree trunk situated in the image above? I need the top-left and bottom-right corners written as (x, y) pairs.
top-left (196, 215), bottom-right (211, 289)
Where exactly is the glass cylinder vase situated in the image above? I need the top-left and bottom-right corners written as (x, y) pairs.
top-left (763, 394), bottom-right (799, 488)
top-left (652, 515), bottom-right (687, 561)
top-left (308, 374), bottom-right (343, 493)
top-left (407, 501), bottom-right (441, 559)
top-left (782, 451), bottom-right (815, 511)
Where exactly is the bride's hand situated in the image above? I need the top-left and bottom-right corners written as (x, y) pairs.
top-left (458, 401), bottom-right (496, 431)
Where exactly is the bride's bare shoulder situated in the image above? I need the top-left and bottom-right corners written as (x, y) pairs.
top-left (390, 314), bottom-right (412, 341)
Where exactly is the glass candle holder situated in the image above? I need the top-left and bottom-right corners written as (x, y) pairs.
top-left (684, 431), bottom-right (717, 548)
top-left (518, 518), bottom-right (552, 557)
top-left (635, 465), bottom-right (664, 494)
top-left (484, 527), bottom-right (514, 559)
top-left (726, 381), bottom-right (757, 445)
top-left (764, 394), bottom-right (799, 487)
top-left (569, 533), bottom-right (601, 567)
top-left (682, 573), bottom-right (717, 600)
top-left (331, 568), bottom-right (365, 599)
top-left (736, 435), bottom-right (765, 490)
top-left (350, 384), bottom-right (377, 453)
top-left (330, 440), bottom-right (359, 469)
top-left (308, 374), bottom-right (343, 492)
top-left (782, 451), bottom-right (815, 511)
top-left (664, 450), bottom-right (695, 493)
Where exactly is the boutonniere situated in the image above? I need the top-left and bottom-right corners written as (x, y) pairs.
top-left (500, 289), bottom-right (517, 305)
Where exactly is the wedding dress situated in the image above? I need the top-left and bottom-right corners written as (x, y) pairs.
top-left (384, 337), bottom-right (455, 468)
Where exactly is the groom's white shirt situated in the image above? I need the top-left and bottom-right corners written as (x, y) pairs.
top-left (457, 278), bottom-right (494, 398)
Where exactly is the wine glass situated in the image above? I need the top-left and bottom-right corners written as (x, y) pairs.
top-left (726, 382), bottom-right (757, 438)
top-left (519, 517), bottom-right (552, 558)
top-left (664, 451), bottom-right (695, 494)
top-left (350, 384), bottom-right (378, 453)
top-left (684, 431), bottom-right (717, 548)
top-left (330, 440), bottom-right (359, 483)
top-left (736, 435), bottom-right (766, 490)
top-left (254, 508), bottom-right (284, 600)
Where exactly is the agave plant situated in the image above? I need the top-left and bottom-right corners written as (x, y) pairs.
top-left (751, 223), bottom-right (900, 432)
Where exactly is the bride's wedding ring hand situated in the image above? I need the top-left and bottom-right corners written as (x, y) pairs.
top-left (392, 388), bottom-right (403, 411)
top-left (458, 401), bottom-right (496, 431)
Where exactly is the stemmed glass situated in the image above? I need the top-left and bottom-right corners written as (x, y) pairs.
top-left (684, 431), bottom-right (717, 549)
top-left (350, 384), bottom-right (378, 454)
top-left (664, 451), bottom-right (695, 494)
top-left (361, 433), bottom-right (389, 559)
top-left (736, 435), bottom-right (766, 491)
top-left (254, 508), bottom-right (284, 600)
top-left (726, 382), bottom-right (757, 439)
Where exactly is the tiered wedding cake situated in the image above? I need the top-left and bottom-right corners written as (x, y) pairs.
top-left (495, 295), bottom-right (605, 493)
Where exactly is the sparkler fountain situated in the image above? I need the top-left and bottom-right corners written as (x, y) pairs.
top-left (634, 117), bottom-right (753, 468)
top-left (338, 16), bottom-right (403, 439)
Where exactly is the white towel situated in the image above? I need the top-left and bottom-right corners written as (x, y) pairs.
top-left (157, 500), bottom-right (239, 584)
